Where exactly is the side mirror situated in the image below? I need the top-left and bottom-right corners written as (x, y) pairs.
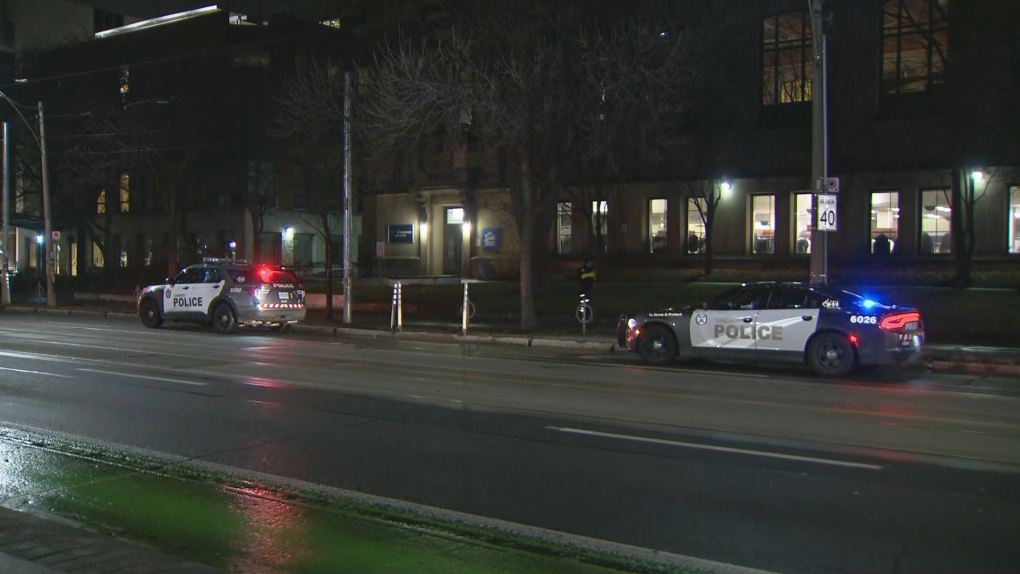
top-left (165, 277), bottom-right (174, 286)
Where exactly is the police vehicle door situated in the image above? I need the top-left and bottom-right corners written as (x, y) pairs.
top-left (689, 285), bottom-right (772, 354)
top-left (164, 268), bottom-right (219, 318)
top-left (754, 284), bottom-right (819, 354)
top-left (193, 268), bottom-right (225, 315)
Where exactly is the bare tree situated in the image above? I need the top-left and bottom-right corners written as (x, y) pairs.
top-left (273, 59), bottom-right (346, 319)
top-left (244, 139), bottom-right (276, 265)
top-left (684, 180), bottom-right (725, 276)
top-left (298, 167), bottom-right (342, 319)
top-left (356, 2), bottom-right (687, 329)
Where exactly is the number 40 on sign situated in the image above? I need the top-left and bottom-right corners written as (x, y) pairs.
top-left (817, 194), bottom-right (838, 232)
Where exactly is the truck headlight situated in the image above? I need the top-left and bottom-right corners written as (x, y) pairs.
top-left (627, 318), bottom-right (638, 329)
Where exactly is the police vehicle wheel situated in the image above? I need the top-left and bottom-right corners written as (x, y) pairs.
top-left (808, 333), bottom-right (856, 377)
top-left (212, 303), bottom-right (238, 334)
top-left (139, 299), bottom-right (163, 329)
top-left (638, 324), bottom-right (677, 365)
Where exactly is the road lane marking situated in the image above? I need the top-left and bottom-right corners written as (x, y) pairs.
top-left (0, 366), bottom-right (72, 378)
top-left (547, 426), bottom-right (883, 470)
top-left (4, 346), bottom-right (1018, 435)
top-left (77, 368), bottom-right (208, 387)
top-left (673, 368), bottom-right (770, 378)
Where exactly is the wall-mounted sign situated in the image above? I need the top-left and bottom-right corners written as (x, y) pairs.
top-left (376, 241), bottom-right (385, 257)
top-left (387, 224), bottom-right (414, 244)
top-left (481, 227), bottom-right (500, 251)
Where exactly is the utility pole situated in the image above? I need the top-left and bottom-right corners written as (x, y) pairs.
top-left (809, 0), bottom-right (830, 286)
top-left (1, 122), bottom-right (9, 305)
top-left (342, 71), bottom-right (352, 324)
top-left (38, 101), bottom-right (55, 307)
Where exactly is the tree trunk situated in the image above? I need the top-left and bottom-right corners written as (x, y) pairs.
top-left (531, 184), bottom-right (559, 295)
top-left (703, 204), bottom-right (715, 277)
top-left (167, 193), bottom-right (178, 278)
top-left (950, 167), bottom-right (970, 287)
top-left (324, 229), bottom-right (334, 320)
top-left (518, 154), bottom-right (537, 330)
top-left (249, 207), bottom-right (264, 264)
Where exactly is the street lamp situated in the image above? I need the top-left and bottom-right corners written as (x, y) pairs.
top-left (0, 89), bottom-right (55, 308)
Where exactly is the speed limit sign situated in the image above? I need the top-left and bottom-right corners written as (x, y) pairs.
top-left (817, 194), bottom-right (838, 231)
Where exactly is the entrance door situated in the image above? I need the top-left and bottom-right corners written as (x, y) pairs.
top-left (443, 207), bottom-right (464, 275)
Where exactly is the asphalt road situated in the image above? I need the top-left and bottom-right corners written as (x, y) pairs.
top-left (1, 312), bottom-right (1018, 574)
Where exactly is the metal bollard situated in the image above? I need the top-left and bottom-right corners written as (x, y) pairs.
top-left (396, 282), bottom-right (403, 332)
top-left (576, 295), bottom-right (594, 336)
top-left (390, 282), bottom-right (399, 332)
top-left (461, 282), bottom-right (469, 336)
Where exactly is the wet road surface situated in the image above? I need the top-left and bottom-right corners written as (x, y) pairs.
top-left (1, 313), bottom-right (1019, 573)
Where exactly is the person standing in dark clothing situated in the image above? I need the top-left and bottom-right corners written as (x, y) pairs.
top-left (577, 258), bottom-right (596, 302)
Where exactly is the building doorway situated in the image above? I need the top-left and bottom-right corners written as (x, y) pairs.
top-left (443, 207), bottom-right (464, 275)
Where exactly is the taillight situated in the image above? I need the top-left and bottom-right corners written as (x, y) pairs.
top-left (880, 312), bottom-right (921, 331)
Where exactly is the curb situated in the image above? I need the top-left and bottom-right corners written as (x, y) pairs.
top-left (291, 324), bottom-right (617, 351)
top-left (0, 305), bottom-right (137, 320)
top-left (4, 305), bottom-right (1018, 373)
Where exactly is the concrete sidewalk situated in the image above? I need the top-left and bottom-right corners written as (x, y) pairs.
top-left (0, 506), bottom-right (218, 574)
top-left (5, 304), bottom-right (1020, 375)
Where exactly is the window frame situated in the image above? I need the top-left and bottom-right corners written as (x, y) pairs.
top-left (761, 10), bottom-right (814, 106)
top-left (556, 202), bottom-right (572, 255)
top-left (870, 191), bottom-right (900, 255)
top-left (686, 197), bottom-right (707, 255)
top-left (793, 192), bottom-right (813, 256)
top-left (750, 194), bottom-right (777, 256)
top-left (648, 198), bottom-right (668, 254)
top-left (881, 0), bottom-right (949, 96)
top-left (919, 188), bottom-right (952, 255)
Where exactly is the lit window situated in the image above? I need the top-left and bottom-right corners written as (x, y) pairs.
top-left (1009, 187), bottom-right (1020, 254)
top-left (649, 199), bottom-right (667, 254)
top-left (687, 198), bottom-right (707, 254)
top-left (96, 190), bottom-right (106, 214)
top-left (920, 189), bottom-right (951, 254)
top-left (557, 202), bottom-right (572, 254)
top-left (794, 193), bottom-right (813, 254)
top-left (446, 207), bottom-right (464, 224)
top-left (871, 192), bottom-right (900, 254)
top-left (92, 242), bottom-right (104, 267)
top-left (882, 0), bottom-right (949, 95)
top-left (592, 201), bottom-right (608, 253)
top-left (762, 11), bottom-right (813, 106)
top-left (119, 173), bottom-right (130, 213)
top-left (320, 18), bottom-right (341, 28)
top-left (751, 195), bottom-right (776, 255)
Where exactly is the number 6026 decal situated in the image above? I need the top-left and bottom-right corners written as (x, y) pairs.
top-left (850, 315), bottom-right (877, 325)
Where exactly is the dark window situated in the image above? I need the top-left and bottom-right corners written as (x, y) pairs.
top-left (882, 0), bottom-right (949, 95)
top-left (767, 285), bottom-right (809, 310)
top-left (762, 11), bottom-right (813, 106)
top-left (174, 267), bottom-right (205, 284)
top-left (710, 286), bottom-right (773, 311)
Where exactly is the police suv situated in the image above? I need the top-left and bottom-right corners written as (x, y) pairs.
top-left (137, 258), bottom-right (307, 333)
top-left (617, 282), bottom-right (924, 377)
